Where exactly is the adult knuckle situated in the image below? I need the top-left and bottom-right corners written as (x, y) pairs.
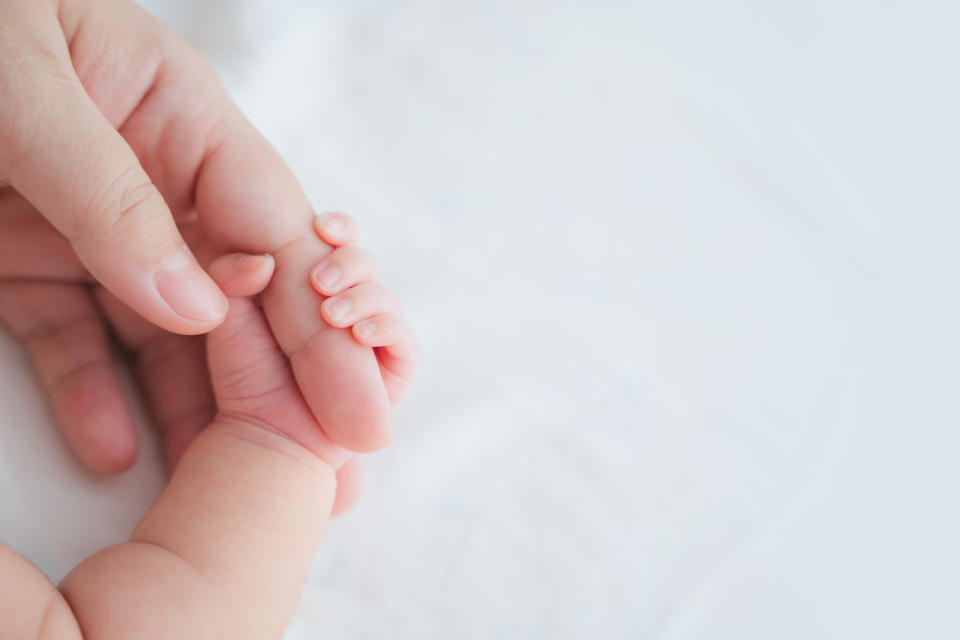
top-left (76, 163), bottom-right (160, 239)
top-left (22, 312), bottom-right (99, 349)
top-left (115, 180), bottom-right (162, 222)
top-left (48, 358), bottom-right (111, 398)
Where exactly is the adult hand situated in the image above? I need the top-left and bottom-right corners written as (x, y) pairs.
top-left (0, 0), bottom-right (371, 506)
top-left (0, 203), bottom-right (364, 513)
top-left (0, 0), bottom-right (230, 334)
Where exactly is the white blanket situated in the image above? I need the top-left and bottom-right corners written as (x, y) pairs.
top-left (2, 1), bottom-right (958, 637)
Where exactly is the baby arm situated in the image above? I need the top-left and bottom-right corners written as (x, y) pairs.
top-left (0, 254), bottom-right (344, 639)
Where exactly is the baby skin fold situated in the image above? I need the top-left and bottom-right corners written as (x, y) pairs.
top-left (194, 119), bottom-right (392, 452)
top-left (2, 254), bottom-right (354, 639)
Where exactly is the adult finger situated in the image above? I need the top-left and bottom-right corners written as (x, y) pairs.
top-left (0, 3), bottom-right (227, 334)
top-left (0, 282), bottom-right (138, 473)
top-left (93, 287), bottom-right (214, 471)
top-left (0, 192), bottom-right (88, 281)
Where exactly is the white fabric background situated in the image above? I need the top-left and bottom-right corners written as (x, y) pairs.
top-left (1, 1), bottom-right (958, 637)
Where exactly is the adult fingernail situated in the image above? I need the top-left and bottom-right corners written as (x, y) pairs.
top-left (355, 320), bottom-right (377, 339)
top-left (156, 247), bottom-right (228, 321)
top-left (325, 296), bottom-right (352, 321)
top-left (312, 263), bottom-right (342, 290)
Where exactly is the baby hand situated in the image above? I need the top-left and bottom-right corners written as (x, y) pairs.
top-left (56, 251), bottom-right (353, 638)
top-left (310, 213), bottom-right (418, 406)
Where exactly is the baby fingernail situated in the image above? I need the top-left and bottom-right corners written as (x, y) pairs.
top-left (325, 296), bottom-right (352, 321)
top-left (355, 320), bottom-right (377, 339)
top-left (238, 254), bottom-right (272, 271)
top-left (312, 263), bottom-right (341, 290)
top-left (317, 213), bottom-right (344, 234)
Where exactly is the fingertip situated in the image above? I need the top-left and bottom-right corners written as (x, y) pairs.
top-left (314, 212), bottom-right (344, 236)
top-left (320, 295), bottom-right (354, 328)
top-left (237, 253), bottom-right (275, 273)
top-left (353, 319), bottom-right (378, 343)
top-left (351, 314), bottom-right (418, 387)
top-left (352, 313), bottom-right (415, 351)
top-left (207, 252), bottom-right (276, 297)
top-left (314, 212), bottom-right (358, 246)
top-left (75, 416), bottom-right (139, 474)
top-left (155, 248), bottom-right (229, 333)
top-left (237, 253), bottom-right (276, 292)
top-left (310, 261), bottom-right (343, 295)
top-left (54, 375), bottom-right (140, 474)
top-left (87, 439), bottom-right (139, 475)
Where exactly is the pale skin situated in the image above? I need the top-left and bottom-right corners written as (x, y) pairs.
top-left (0, 0), bottom-right (398, 471)
top-left (0, 0), bottom-right (421, 633)
top-left (1, 252), bottom-right (387, 639)
top-left (0, 210), bottom-right (417, 513)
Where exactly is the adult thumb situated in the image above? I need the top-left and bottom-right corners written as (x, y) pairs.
top-left (0, 19), bottom-right (226, 334)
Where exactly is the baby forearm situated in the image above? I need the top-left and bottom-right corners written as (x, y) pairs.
top-left (60, 420), bottom-right (336, 639)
